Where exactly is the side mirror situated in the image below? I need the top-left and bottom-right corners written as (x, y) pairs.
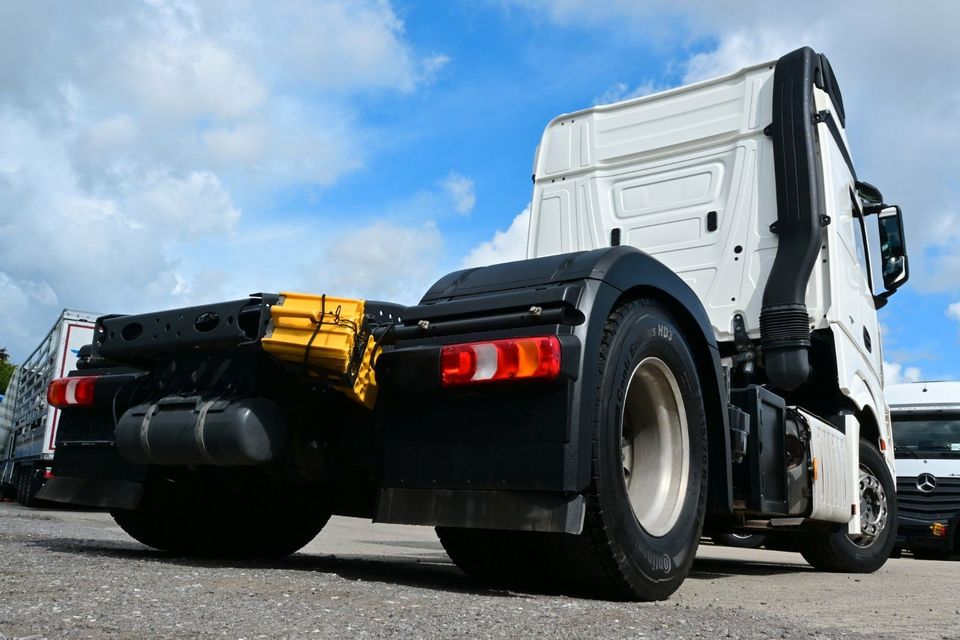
top-left (874, 205), bottom-right (908, 303)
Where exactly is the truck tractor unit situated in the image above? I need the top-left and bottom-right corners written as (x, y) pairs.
top-left (0, 309), bottom-right (99, 505)
top-left (887, 382), bottom-right (960, 559)
top-left (39, 47), bottom-right (909, 601)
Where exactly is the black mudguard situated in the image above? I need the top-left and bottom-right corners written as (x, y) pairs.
top-left (375, 246), bottom-right (732, 531)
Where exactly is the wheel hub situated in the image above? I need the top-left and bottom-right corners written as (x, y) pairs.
top-left (851, 464), bottom-right (888, 547)
top-left (620, 356), bottom-right (690, 538)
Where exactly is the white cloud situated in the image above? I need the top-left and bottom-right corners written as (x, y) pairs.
top-left (123, 39), bottom-right (266, 120)
top-left (948, 302), bottom-right (960, 322)
top-left (442, 171), bottom-right (476, 215)
top-left (461, 206), bottom-right (531, 268)
top-left (127, 171), bottom-right (240, 238)
top-left (884, 360), bottom-right (924, 386)
top-left (593, 80), bottom-right (660, 105)
top-left (0, 1), bottom-right (446, 361)
top-left (305, 221), bottom-right (445, 305)
top-left (267, 0), bottom-right (438, 93)
top-left (682, 30), bottom-right (795, 83)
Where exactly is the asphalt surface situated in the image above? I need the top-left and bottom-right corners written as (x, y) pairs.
top-left (1, 503), bottom-right (958, 639)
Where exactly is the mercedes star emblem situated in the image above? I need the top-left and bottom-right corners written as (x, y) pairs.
top-left (917, 473), bottom-right (938, 494)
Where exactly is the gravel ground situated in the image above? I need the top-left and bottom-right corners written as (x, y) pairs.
top-left (1, 503), bottom-right (957, 639)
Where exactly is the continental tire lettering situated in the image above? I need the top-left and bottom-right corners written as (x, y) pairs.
top-left (639, 545), bottom-right (674, 576)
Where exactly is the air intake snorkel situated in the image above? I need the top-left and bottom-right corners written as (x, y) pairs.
top-left (761, 47), bottom-right (838, 391)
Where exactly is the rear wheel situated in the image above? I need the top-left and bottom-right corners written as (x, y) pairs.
top-left (438, 301), bottom-right (708, 600)
top-left (112, 471), bottom-right (330, 559)
top-left (435, 527), bottom-right (550, 591)
top-left (569, 300), bottom-right (708, 600)
top-left (799, 439), bottom-right (895, 572)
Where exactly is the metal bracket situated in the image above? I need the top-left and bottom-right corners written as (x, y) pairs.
top-left (733, 314), bottom-right (750, 353)
top-left (732, 314), bottom-right (755, 374)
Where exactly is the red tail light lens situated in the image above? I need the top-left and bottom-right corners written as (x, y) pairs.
top-left (440, 336), bottom-right (561, 386)
top-left (47, 376), bottom-right (99, 408)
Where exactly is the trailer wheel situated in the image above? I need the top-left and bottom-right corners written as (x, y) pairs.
top-left (550, 299), bottom-right (708, 600)
top-left (14, 469), bottom-right (25, 504)
top-left (15, 466), bottom-right (43, 507)
top-left (799, 439), bottom-right (896, 572)
top-left (113, 474), bottom-right (330, 559)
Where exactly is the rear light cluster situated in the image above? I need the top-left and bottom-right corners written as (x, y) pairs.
top-left (47, 376), bottom-right (99, 408)
top-left (440, 336), bottom-right (561, 386)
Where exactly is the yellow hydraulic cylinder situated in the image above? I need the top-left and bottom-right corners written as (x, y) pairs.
top-left (260, 292), bottom-right (380, 409)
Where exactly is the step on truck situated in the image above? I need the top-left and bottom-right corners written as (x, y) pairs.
top-left (887, 382), bottom-right (960, 559)
top-left (39, 47), bottom-right (909, 600)
top-left (0, 309), bottom-right (99, 505)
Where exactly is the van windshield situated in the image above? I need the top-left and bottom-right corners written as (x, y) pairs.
top-left (892, 413), bottom-right (960, 457)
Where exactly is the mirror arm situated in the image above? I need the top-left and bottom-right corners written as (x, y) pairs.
top-left (873, 290), bottom-right (894, 310)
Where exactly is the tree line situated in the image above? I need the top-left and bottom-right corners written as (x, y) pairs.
top-left (0, 348), bottom-right (14, 395)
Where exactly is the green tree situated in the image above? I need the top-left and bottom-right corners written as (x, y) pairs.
top-left (0, 348), bottom-right (14, 394)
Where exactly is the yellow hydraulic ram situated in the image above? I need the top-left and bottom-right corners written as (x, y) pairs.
top-left (260, 292), bottom-right (381, 409)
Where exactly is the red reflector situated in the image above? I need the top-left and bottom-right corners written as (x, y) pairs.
top-left (47, 376), bottom-right (99, 408)
top-left (440, 336), bottom-right (561, 386)
top-left (43, 469), bottom-right (54, 480)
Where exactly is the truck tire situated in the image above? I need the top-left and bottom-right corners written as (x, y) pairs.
top-left (799, 439), bottom-right (895, 572)
top-left (710, 532), bottom-right (767, 549)
top-left (112, 474), bottom-right (330, 559)
top-left (548, 299), bottom-right (709, 600)
top-left (15, 467), bottom-right (43, 507)
top-left (437, 300), bottom-right (709, 601)
top-left (14, 469), bottom-right (25, 505)
top-left (435, 527), bottom-right (549, 591)
top-left (562, 299), bottom-right (708, 600)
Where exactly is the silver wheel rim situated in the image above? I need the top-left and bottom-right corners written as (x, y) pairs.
top-left (620, 356), bottom-right (690, 537)
top-left (850, 463), bottom-right (888, 548)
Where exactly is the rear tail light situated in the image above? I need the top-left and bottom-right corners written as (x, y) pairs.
top-left (47, 376), bottom-right (99, 408)
top-left (43, 468), bottom-right (54, 480)
top-left (440, 336), bottom-right (561, 386)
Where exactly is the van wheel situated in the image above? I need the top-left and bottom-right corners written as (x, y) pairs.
top-left (113, 473), bottom-right (330, 559)
top-left (800, 439), bottom-right (895, 572)
top-left (549, 299), bottom-right (708, 600)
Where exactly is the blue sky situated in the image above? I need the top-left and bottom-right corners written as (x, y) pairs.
top-left (0, 1), bottom-right (958, 385)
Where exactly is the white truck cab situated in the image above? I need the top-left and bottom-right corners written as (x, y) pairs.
top-left (530, 51), bottom-right (904, 485)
